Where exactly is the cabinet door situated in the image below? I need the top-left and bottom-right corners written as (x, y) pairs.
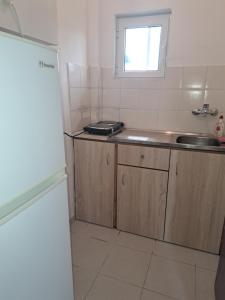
top-left (75, 140), bottom-right (115, 228)
top-left (117, 165), bottom-right (168, 239)
top-left (165, 150), bottom-right (225, 254)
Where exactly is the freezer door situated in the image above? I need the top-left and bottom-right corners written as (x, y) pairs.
top-left (0, 179), bottom-right (74, 300)
top-left (0, 32), bottom-right (65, 208)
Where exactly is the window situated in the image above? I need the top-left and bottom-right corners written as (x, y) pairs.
top-left (115, 10), bottom-right (171, 78)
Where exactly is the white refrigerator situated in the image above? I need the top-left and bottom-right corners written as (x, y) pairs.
top-left (0, 32), bottom-right (74, 299)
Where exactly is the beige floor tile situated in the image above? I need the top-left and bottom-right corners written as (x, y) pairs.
top-left (73, 266), bottom-right (98, 300)
top-left (145, 255), bottom-right (195, 300)
top-left (71, 220), bottom-right (88, 234)
top-left (101, 245), bottom-right (151, 287)
top-left (196, 268), bottom-right (216, 300)
top-left (117, 231), bottom-right (156, 253)
top-left (141, 289), bottom-right (177, 300)
top-left (194, 252), bottom-right (219, 272)
top-left (154, 241), bottom-right (219, 271)
top-left (154, 241), bottom-right (197, 265)
top-left (71, 235), bottom-right (110, 269)
top-left (86, 223), bottom-right (120, 243)
top-left (86, 275), bottom-right (142, 300)
top-left (71, 221), bottom-right (120, 243)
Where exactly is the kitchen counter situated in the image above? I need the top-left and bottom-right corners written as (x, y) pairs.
top-left (74, 128), bottom-right (225, 254)
top-left (73, 129), bottom-right (225, 153)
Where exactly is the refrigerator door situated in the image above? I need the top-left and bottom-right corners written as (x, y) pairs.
top-left (0, 32), bottom-right (65, 209)
top-left (0, 179), bottom-right (74, 300)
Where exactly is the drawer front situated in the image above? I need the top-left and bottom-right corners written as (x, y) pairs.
top-left (118, 144), bottom-right (170, 170)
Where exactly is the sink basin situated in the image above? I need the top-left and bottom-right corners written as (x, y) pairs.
top-left (176, 135), bottom-right (221, 147)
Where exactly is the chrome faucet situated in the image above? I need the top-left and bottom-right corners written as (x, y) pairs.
top-left (192, 104), bottom-right (218, 117)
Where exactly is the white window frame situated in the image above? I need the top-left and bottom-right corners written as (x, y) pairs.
top-left (115, 10), bottom-right (171, 78)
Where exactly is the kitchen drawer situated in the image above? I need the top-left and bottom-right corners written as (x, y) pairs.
top-left (118, 144), bottom-right (170, 170)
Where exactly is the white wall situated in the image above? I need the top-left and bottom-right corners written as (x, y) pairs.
top-left (89, 0), bottom-right (225, 67)
top-left (0, 0), bottom-right (57, 44)
top-left (85, 0), bottom-right (225, 134)
top-left (57, 0), bottom-right (89, 134)
top-left (57, 0), bottom-right (89, 219)
top-left (57, 0), bottom-right (225, 217)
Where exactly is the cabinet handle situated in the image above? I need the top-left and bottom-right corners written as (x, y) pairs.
top-left (106, 153), bottom-right (110, 166)
top-left (176, 163), bottom-right (178, 176)
top-left (122, 174), bottom-right (126, 186)
top-left (140, 154), bottom-right (145, 160)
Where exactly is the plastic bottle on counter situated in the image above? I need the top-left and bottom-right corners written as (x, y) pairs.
top-left (215, 114), bottom-right (224, 138)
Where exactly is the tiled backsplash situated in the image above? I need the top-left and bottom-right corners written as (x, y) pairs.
top-left (68, 64), bottom-right (225, 133)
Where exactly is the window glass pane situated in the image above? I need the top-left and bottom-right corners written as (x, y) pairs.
top-left (125, 26), bottom-right (162, 72)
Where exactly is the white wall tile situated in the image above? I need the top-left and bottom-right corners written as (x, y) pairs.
top-left (138, 90), bottom-right (161, 110)
top-left (71, 109), bottom-right (91, 132)
top-left (138, 77), bottom-right (164, 89)
top-left (204, 90), bottom-right (225, 112)
top-left (182, 66), bottom-right (207, 89)
top-left (120, 89), bottom-right (139, 109)
top-left (90, 89), bottom-right (99, 108)
top-left (91, 108), bottom-right (100, 122)
top-left (181, 90), bottom-right (204, 110)
top-left (120, 109), bottom-right (158, 130)
top-left (80, 66), bottom-right (90, 88)
top-left (158, 111), bottom-right (209, 133)
top-left (102, 108), bottom-right (120, 121)
top-left (82, 110), bottom-right (91, 119)
top-left (102, 68), bottom-right (121, 89)
top-left (102, 89), bottom-right (121, 108)
top-left (157, 90), bottom-right (183, 111)
top-left (71, 110), bottom-right (82, 132)
top-left (206, 66), bottom-right (225, 89)
top-left (93, 66), bottom-right (225, 133)
top-left (70, 88), bottom-right (90, 111)
top-left (162, 67), bottom-right (183, 89)
top-left (68, 63), bottom-right (81, 88)
top-left (90, 67), bottom-right (101, 88)
top-left (121, 78), bottom-right (140, 89)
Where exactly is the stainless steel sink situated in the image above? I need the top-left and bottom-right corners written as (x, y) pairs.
top-left (176, 135), bottom-right (221, 147)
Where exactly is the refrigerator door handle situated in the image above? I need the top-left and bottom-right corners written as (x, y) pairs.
top-left (0, 168), bottom-right (67, 226)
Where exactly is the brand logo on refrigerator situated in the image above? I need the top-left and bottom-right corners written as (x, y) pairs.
top-left (39, 61), bottom-right (55, 69)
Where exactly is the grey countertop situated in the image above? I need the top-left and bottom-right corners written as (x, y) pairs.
top-left (109, 129), bottom-right (225, 153)
top-left (72, 129), bottom-right (225, 153)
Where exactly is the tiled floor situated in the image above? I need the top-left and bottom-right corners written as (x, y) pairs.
top-left (71, 221), bottom-right (219, 300)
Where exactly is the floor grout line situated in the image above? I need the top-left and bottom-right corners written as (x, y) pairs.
top-left (72, 222), bottom-right (218, 300)
top-left (114, 243), bottom-right (155, 255)
top-left (142, 288), bottom-right (179, 300)
top-left (150, 252), bottom-right (218, 271)
top-left (140, 252), bottom-right (154, 299)
top-left (72, 237), bottom-right (218, 272)
top-left (100, 273), bottom-right (145, 289)
top-left (84, 253), bottom-right (110, 300)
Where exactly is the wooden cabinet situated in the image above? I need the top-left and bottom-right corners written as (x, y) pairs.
top-left (165, 150), bottom-right (225, 254)
top-left (117, 165), bottom-right (168, 239)
top-left (74, 140), bottom-right (115, 228)
top-left (74, 134), bottom-right (225, 254)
